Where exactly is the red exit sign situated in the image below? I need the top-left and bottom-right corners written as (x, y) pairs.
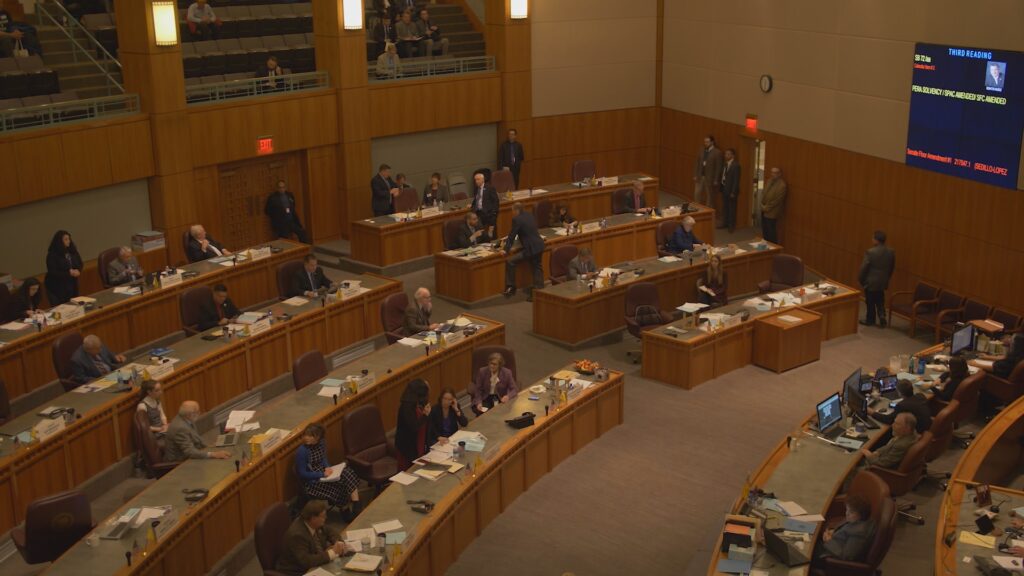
top-left (257, 136), bottom-right (274, 155)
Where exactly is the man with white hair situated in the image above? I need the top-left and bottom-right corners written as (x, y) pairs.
top-left (404, 287), bottom-right (440, 335)
top-left (664, 215), bottom-right (704, 254)
top-left (107, 246), bottom-right (144, 286)
top-left (165, 401), bottom-right (231, 461)
top-left (186, 224), bottom-right (232, 263)
top-left (69, 334), bottom-right (126, 385)
top-left (859, 412), bottom-right (918, 469)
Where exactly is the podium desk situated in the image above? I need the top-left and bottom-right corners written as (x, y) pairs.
top-left (752, 309), bottom-right (823, 373)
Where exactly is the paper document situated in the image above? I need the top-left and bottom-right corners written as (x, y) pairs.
top-left (343, 539), bottom-right (363, 553)
top-left (371, 519), bottom-right (403, 534)
top-left (417, 450), bottom-right (454, 465)
top-left (777, 501), bottom-right (807, 517)
top-left (71, 296), bottom-right (96, 304)
top-left (345, 528), bottom-right (376, 543)
top-left (790, 514), bottom-right (825, 522)
top-left (993, 557), bottom-right (1024, 570)
top-left (677, 302), bottom-right (709, 313)
top-left (666, 326), bottom-right (687, 334)
top-left (778, 315), bottom-right (803, 324)
top-left (282, 296), bottom-right (308, 306)
top-left (389, 471), bottom-right (419, 485)
top-left (598, 268), bottom-right (622, 277)
top-left (448, 462), bottom-right (465, 473)
top-left (240, 422), bottom-right (260, 432)
top-left (320, 378), bottom-right (344, 387)
top-left (658, 256), bottom-right (681, 263)
top-left (344, 553), bottom-right (383, 573)
top-left (320, 463), bottom-right (347, 482)
top-left (958, 530), bottom-right (996, 548)
top-left (414, 468), bottom-right (445, 481)
top-left (225, 410), bottom-right (255, 430)
top-left (0, 321), bottom-right (28, 331)
top-left (532, 188), bottom-right (549, 194)
top-left (732, 248), bottom-right (747, 255)
top-left (72, 380), bottom-right (116, 393)
top-left (304, 568), bottom-right (333, 576)
top-left (317, 387), bottom-right (338, 398)
top-left (397, 337), bottom-right (423, 347)
top-left (569, 378), bottom-right (593, 390)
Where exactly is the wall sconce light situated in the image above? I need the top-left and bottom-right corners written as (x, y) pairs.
top-left (510, 0), bottom-right (528, 19)
top-left (343, 0), bottom-right (364, 30)
top-left (152, 1), bottom-right (179, 46)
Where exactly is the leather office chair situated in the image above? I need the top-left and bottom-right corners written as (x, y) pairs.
top-left (254, 502), bottom-right (290, 576)
top-left (940, 299), bottom-right (992, 339)
top-left (757, 254), bottom-right (804, 293)
top-left (571, 159), bottom-right (596, 182)
top-left (343, 404), bottom-right (398, 491)
top-left (380, 292), bottom-right (409, 344)
top-left (52, 331), bottom-right (84, 392)
top-left (0, 283), bottom-right (13, 324)
top-left (887, 281), bottom-right (939, 337)
top-left (447, 172), bottom-right (468, 200)
top-left (179, 285), bottom-right (214, 336)
top-left (97, 246), bottom-right (121, 289)
top-left (983, 359), bottom-right (1024, 406)
top-left (533, 200), bottom-right (553, 229)
top-left (491, 169), bottom-right (514, 195)
top-left (656, 220), bottom-right (678, 257)
top-left (624, 282), bottom-right (673, 363)
top-left (276, 259), bottom-right (305, 300)
top-left (867, 431), bottom-right (932, 524)
top-left (12, 490), bottom-right (94, 564)
top-left (991, 308), bottom-right (1023, 333)
top-left (0, 378), bottom-right (10, 425)
top-left (925, 400), bottom-right (957, 463)
top-left (611, 188), bottom-right (632, 215)
top-left (930, 371), bottom-right (983, 451)
top-left (292, 350), bottom-right (327, 391)
top-left (132, 410), bottom-right (177, 479)
top-left (471, 345), bottom-right (518, 383)
top-left (548, 245), bottom-right (579, 285)
top-left (913, 289), bottom-right (965, 342)
top-left (182, 230), bottom-right (195, 263)
top-left (814, 470), bottom-right (896, 576)
top-left (443, 218), bottom-right (463, 250)
top-left (393, 187), bottom-right (419, 213)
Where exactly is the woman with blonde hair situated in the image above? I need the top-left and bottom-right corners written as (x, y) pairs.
top-left (697, 253), bottom-right (727, 307)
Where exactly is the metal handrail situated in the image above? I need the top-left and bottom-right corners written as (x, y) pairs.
top-left (185, 71), bottom-right (329, 104)
top-left (0, 94), bottom-right (139, 133)
top-left (368, 55), bottom-right (495, 82)
top-left (35, 0), bottom-right (124, 94)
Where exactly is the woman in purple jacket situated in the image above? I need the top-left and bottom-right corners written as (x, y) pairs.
top-left (471, 353), bottom-right (517, 415)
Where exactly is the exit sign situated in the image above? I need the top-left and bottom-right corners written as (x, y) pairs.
top-left (257, 136), bottom-right (274, 155)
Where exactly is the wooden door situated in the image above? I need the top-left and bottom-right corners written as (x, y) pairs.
top-left (217, 152), bottom-right (307, 249)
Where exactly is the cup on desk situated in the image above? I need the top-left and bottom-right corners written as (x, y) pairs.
top-left (855, 422), bottom-right (866, 434)
top-left (85, 533), bottom-right (99, 547)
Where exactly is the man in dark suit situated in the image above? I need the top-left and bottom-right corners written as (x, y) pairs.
top-left (290, 254), bottom-right (332, 298)
top-left (858, 230), bottom-right (895, 327)
top-left (501, 203), bottom-right (546, 301)
top-left (265, 180), bottom-right (308, 243)
top-left (567, 247), bottom-right (597, 281)
top-left (986, 62), bottom-right (1005, 91)
top-left (471, 170), bottom-right (499, 236)
top-left (867, 379), bottom-right (932, 434)
top-left (70, 334), bottom-right (125, 385)
top-left (371, 163), bottom-right (400, 216)
top-left (197, 284), bottom-right (240, 331)
top-left (625, 180), bottom-right (652, 214)
top-left (721, 148), bottom-right (741, 233)
top-left (276, 500), bottom-right (348, 576)
top-left (498, 128), bottom-right (525, 189)
top-left (453, 211), bottom-right (492, 249)
top-left (693, 135), bottom-right (724, 222)
top-left (404, 287), bottom-right (439, 335)
top-left (186, 224), bottom-right (231, 263)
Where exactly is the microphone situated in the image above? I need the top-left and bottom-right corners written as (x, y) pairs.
top-left (126, 551), bottom-right (132, 567)
top-left (332, 394), bottom-right (338, 406)
top-left (234, 460), bottom-right (240, 473)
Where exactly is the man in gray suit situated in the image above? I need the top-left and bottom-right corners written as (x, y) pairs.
top-left (567, 247), bottom-right (596, 281)
top-left (817, 494), bottom-right (875, 563)
top-left (860, 412), bottom-right (917, 469)
top-left (693, 135), bottom-right (723, 222)
top-left (164, 401), bottom-right (231, 461)
top-left (858, 230), bottom-right (895, 327)
top-left (107, 246), bottom-right (144, 286)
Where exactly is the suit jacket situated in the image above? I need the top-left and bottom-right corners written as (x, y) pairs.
top-left (625, 189), bottom-right (647, 212)
top-left (395, 400), bottom-right (436, 464)
top-left (867, 431), bottom-right (918, 470)
top-left (275, 516), bottom-right (340, 576)
top-left (859, 244), bottom-right (895, 292)
top-left (453, 222), bottom-right (490, 249)
top-left (986, 72), bottom-right (1004, 89)
top-left (567, 256), bottom-right (596, 280)
top-left (164, 414), bottom-right (210, 461)
top-left (694, 145), bottom-right (724, 186)
top-left (372, 19), bottom-right (395, 45)
top-left (197, 296), bottom-right (240, 331)
top-left (821, 519), bottom-right (875, 562)
top-left (403, 304), bottom-right (431, 335)
top-left (472, 184), bottom-right (499, 227)
top-left (873, 393), bottom-right (932, 433)
top-left (505, 211), bottom-right (545, 257)
top-left (70, 344), bottom-right (119, 384)
top-left (290, 266), bottom-right (331, 298)
top-left (761, 178), bottom-right (788, 219)
top-left (722, 160), bottom-right (740, 197)
top-left (186, 235), bottom-right (226, 263)
top-left (422, 183), bottom-right (449, 206)
top-left (666, 225), bottom-right (701, 253)
top-left (430, 402), bottom-right (468, 439)
top-left (371, 173), bottom-right (396, 215)
top-left (265, 191), bottom-right (302, 237)
top-left (107, 256), bottom-right (143, 286)
top-left (498, 140), bottom-right (524, 172)
top-left (471, 366), bottom-right (517, 407)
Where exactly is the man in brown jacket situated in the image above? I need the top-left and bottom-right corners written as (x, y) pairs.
top-left (404, 287), bottom-right (440, 335)
top-left (275, 500), bottom-right (348, 575)
top-left (693, 135), bottom-right (723, 222)
top-left (760, 167), bottom-right (787, 244)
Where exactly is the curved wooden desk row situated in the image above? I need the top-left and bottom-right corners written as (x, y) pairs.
top-left (434, 205), bottom-right (716, 306)
top-left (350, 173), bottom-right (663, 268)
top-left (532, 243), bottom-right (784, 348)
top-left (0, 272), bottom-right (402, 536)
top-left (44, 314), bottom-right (507, 576)
top-left (0, 240), bottom-right (309, 398)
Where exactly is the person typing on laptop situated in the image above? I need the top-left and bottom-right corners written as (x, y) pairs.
top-left (858, 412), bottom-right (917, 469)
top-left (815, 494), bottom-right (875, 563)
top-left (867, 379), bottom-right (931, 434)
top-left (165, 401), bottom-right (231, 461)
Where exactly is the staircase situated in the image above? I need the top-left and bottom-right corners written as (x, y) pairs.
top-left (31, 15), bottom-right (122, 100)
top-left (365, 3), bottom-right (485, 60)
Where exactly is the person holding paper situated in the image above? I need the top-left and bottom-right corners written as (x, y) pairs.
top-left (664, 216), bottom-right (703, 254)
top-left (70, 334), bottom-right (125, 385)
top-left (815, 494), bottom-right (874, 563)
top-left (107, 247), bottom-right (144, 286)
top-left (696, 253), bottom-right (728, 307)
top-left (197, 284), bottom-right (240, 330)
top-left (431, 386), bottom-right (468, 440)
top-left (44, 229), bottom-right (83, 305)
top-left (136, 380), bottom-right (169, 438)
top-left (186, 224), bottom-right (231, 263)
top-left (276, 500), bottom-right (349, 576)
top-left (395, 378), bottom-right (437, 470)
top-left (567, 247), bottom-right (596, 281)
top-left (11, 277), bottom-right (42, 318)
top-left (294, 424), bottom-right (362, 520)
top-left (164, 401), bottom-right (231, 461)
top-left (972, 332), bottom-right (1024, 379)
top-left (471, 353), bottom-right (517, 415)
top-left (290, 254), bottom-right (332, 298)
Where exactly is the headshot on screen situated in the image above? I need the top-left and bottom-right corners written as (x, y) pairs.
top-left (985, 61), bottom-right (1006, 92)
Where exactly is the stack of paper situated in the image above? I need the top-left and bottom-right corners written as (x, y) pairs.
top-left (389, 471), bottom-right (418, 485)
top-left (344, 553), bottom-right (383, 573)
top-left (371, 519), bottom-right (403, 534)
top-left (225, 410), bottom-right (255, 430)
top-left (778, 314), bottom-right (803, 324)
top-left (319, 463), bottom-right (347, 482)
top-left (282, 296), bottom-right (308, 306)
top-left (677, 302), bottom-right (709, 314)
top-left (658, 256), bottom-right (681, 263)
top-left (777, 501), bottom-right (808, 517)
top-left (397, 337), bottom-right (423, 347)
top-left (1, 321), bottom-right (29, 331)
top-left (414, 468), bottom-right (445, 481)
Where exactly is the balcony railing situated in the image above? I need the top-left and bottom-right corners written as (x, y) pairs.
top-left (185, 71), bottom-right (330, 104)
top-left (369, 55), bottom-right (496, 82)
top-left (0, 94), bottom-right (139, 133)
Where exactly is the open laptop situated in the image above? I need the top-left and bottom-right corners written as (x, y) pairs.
top-left (814, 393), bottom-right (845, 441)
top-left (764, 529), bottom-right (810, 566)
top-left (876, 375), bottom-right (900, 401)
top-left (215, 431), bottom-right (237, 447)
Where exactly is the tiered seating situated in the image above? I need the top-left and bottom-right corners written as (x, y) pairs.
top-left (0, 56), bottom-right (60, 99)
top-left (0, 91), bottom-right (88, 130)
top-left (182, 33), bottom-right (314, 78)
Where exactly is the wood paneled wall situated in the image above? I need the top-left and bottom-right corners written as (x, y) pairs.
top-left (367, 74), bottom-right (504, 139)
top-left (660, 108), bottom-right (1024, 316)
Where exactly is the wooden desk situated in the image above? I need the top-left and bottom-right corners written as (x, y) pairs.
top-left (752, 309), bottom-right (823, 373)
top-left (0, 240), bottom-right (309, 399)
top-left (0, 272), bottom-right (402, 537)
top-left (434, 206), bottom-right (715, 306)
top-left (43, 314), bottom-right (506, 576)
top-left (532, 244), bottom-right (781, 348)
top-left (350, 173), bottom-right (672, 271)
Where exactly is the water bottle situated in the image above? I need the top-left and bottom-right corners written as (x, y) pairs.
top-left (917, 357), bottom-right (926, 375)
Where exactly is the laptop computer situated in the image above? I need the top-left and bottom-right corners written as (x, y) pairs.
top-left (215, 432), bottom-right (237, 447)
top-left (815, 393), bottom-right (845, 440)
top-left (764, 529), bottom-right (810, 566)
top-left (876, 375), bottom-right (900, 400)
top-left (99, 520), bottom-right (131, 540)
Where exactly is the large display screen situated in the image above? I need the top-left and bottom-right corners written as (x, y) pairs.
top-left (906, 43), bottom-right (1024, 189)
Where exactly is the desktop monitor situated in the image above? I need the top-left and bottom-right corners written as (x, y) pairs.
top-left (951, 324), bottom-right (975, 356)
top-left (816, 393), bottom-right (843, 434)
top-left (845, 384), bottom-right (868, 416)
top-left (843, 368), bottom-right (862, 399)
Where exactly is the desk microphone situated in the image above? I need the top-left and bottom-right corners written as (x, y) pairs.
top-left (332, 394), bottom-right (338, 406)
top-left (234, 460), bottom-right (240, 473)
top-left (125, 551), bottom-right (132, 567)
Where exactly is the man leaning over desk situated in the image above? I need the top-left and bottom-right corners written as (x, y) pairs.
top-left (165, 400), bottom-right (231, 461)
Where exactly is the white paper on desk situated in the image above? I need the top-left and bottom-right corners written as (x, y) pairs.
top-left (282, 296), bottom-right (308, 306)
top-left (304, 567), bottom-right (334, 576)
top-left (658, 256), bottom-right (681, 263)
top-left (569, 378), bottom-right (593, 390)
top-left (240, 422), bottom-right (260, 432)
top-left (317, 387), bottom-right (339, 398)
top-left (345, 528), bottom-right (377, 542)
top-left (133, 507), bottom-right (167, 528)
top-left (371, 519), bottom-right (403, 534)
top-left (391, 212), bottom-right (410, 221)
top-left (552, 228), bottom-right (569, 236)
top-left (598, 267), bottom-right (622, 277)
top-left (428, 442), bottom-right (454, 456)
top-left (226, 410), bottom-right (255, 430)
top-left (790, 514), bottom-right (825, 522)
top-left (677, 302), bottom-right (709, 313)
top-left (389, 471), bottom-right (418, 485)
top-left (993, 556), bottom-right (1024, 570)
top-left (779, 315), bottom-right (803, 324)
top-left (817, 283), bottom-right (835, 290)
top-left (114, 285), bottom-right (142, 295)
top-left (666, 325), bottom-right (687, 334)
top-left (319, 463), bottom-right (347, 482)
top-left (417, 450), bottom-right (454, 465)
top-left (0, 321), bottom-right (28, 330)
top-left (732, 248), bottom-right (748, 255)
top-left (397, 337), bottom-right (423, 347)
top-left (532, 188), bottom-right (549, 194)
top-left (449, 430), bottom-right (485, 444)
top-left (414, 468), bottom-right (445, 481)
top-left (778, 501), bottom-right (808, 517)
top-left (345, 553), bottom-right (383, 572)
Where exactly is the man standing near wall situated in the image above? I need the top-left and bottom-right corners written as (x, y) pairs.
top-left (858, 230), bottom-right (895, 327)
top-left (498, 128), bottom-right (524, 189)
top-left (760, 167), bottom-right (786, 244)
top-left (693, 135), bottom-right (723, 223)
top-left (721, 148), bottom-right (740, 233)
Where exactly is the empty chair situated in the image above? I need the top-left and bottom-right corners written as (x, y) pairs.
top-left (448, 172), bottom-right (468, 199)
top-left (913, 290), bottom-right (964, 342)
top-left (393, 187), bottom-right (419, 213)
top-left (96, 246), bottom-right (121, 288)
top-left (611, 187), bottom-right (632, 214)
top-left (343, 404), bottom-right (398, 491)
top-left (887, 281), bottom-right (939, 336)
top-left (813, 470), bottom-right (896, 576)
top-left (16, 56), bottom-right (59, 96)
top-left (624, 282), bottom-right (673, 363)
top-left (292, 350), bottom-right (327, 391)
top-left (380, 292), bottom-right (409, 344)
top-left (179, 285), bottom-right (214, 336)
top-left (491, 169), bottom-right (514, 195)
top-left (216, 38), bottom-right (248, 73)
top-left (238, 36), bottom-right (270, 70)
top-left (656, 220), bottom-right (678, 257)
top-left (549, 244), bottom-right (579, 285)
top-left (572, 159), bottom-right (596, 182)
top-left (276, 259), bottom-right (305, 300)
top-left (284, 33), bottom-right (314, 72)
top-left (0, 379), bottom-right (10, 425)
top-left (940, 298), bottom-right (993, 339)
top-left (757, 254), bottom-right (804, 293)
top-left (443, 218), bottom-right (463, 250)
top-left (991, 308), bottom-right (1022, 333)
top-left (271, 4), bottom-right (301, 34)
top-left (12, 490), bottom-right (94, 564)
top-left (52, 331), bottom-right (84, 392)
top-left (867, 431), bottom-right (932, 524)
top-left (925, 400), bottom-right (957, 463)
top-left (132, 411), bottom-right (178, 478)
top-left (983, 359), bottom-right (1024, 406)
top-left (471, 345), bottom-right (518, 383)
top-left (254, 502), bottom-right (291, 576)
top-left (225, 5), bottom-right (256, 38)
top-left (533, 200), bottom-right (552, 228)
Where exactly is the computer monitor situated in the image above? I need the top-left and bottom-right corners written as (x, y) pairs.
top-left (845, 384), bottom-right (868, 416)
top-left (816, 393), bottom-right (843, 434)
top-left (877, 375), bottom-right (899, 394)
top-left (843, 368), bottom-right (862, 399)
top-left (951, 324), bottom-right (974, 356)
top-left (859, 378), bottom-right (875, 394)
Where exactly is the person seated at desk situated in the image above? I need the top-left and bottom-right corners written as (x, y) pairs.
top-left (471, 352), bottom-right (517, 415)
top-left (664, 216), bottom-right (703, 254)
top-left (44, 229), bottom-right (83, 305)
top-left (551, 204), bottom-right (576, 228)
top-left (70, 334), bottom-right (126, 385)
top-left (198, 284), bottom-right (240, 330)
top-left (187, 224), bottom-right (231, 262)
top-left (935, 356), bottom-right (968, 402)
top-left (422, 172), bottom-right (448, 206)
top-left (567, 247), bottom-right (596, 281)
top-left (136, 380), bottom-right (169, 438)
top-left (275, 499), bottom-right (350, 576)
top-left (11, 277), bottom-right (42, 318)
top-left (867, 379), bottom-right (931, 433)
top-left (697, 253), bottom-right (728, 307)
top-left (858, 412), bottom-right (918, 469)
top-left (626, 180), bottom-right (653, 214)
top-left (395, 378), bottom-right (437, 470)
top-left (164, 400), bottom-right (231, 461)
top-left (404, 287), bottom-right (440, 335)
top-left (107, 246), bottom-right (144, 286)
top-left (815, 494), bottom-right (874, 564)
top-left (295, 424), bottom-right (362, 520)
top-left (290, 254), bottom-right (332, 298)
top-left (972, 332), bottom-right (1024, 379)
top-left (431, 386), bottom-right (468, 441)
top-left (453, 212), bottom-right (492, 249)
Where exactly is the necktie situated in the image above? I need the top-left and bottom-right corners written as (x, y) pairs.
top-left (477, 187), bottom-right (483, 210)
top-left (217, 303), bottom-right (224, 320)
top-left (308, 272), bottom-right (315, 290)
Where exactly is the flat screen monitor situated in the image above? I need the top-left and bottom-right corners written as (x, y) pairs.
top-left (845, 384), bottom-right (868, 416)
top-left (951, 324), bottom-right (975, 356)
top-left (816, 393), bottom-right (843, 434)
top-left (859, 378), bottom-right (875, 394)
top-left (843, 368), bottom-right (862, 398)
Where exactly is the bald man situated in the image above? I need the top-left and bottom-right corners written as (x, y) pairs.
top-left (165, 401), bottom-right (231, 461)
top-left (403, 287), bottom-right (440, 335)
top-left (186, 224), bottom-right (232, 263)
top-left (70, 334), bottom-right (125, 385)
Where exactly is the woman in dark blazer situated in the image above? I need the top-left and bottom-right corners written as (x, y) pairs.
top-left (12, 277), bottom-right (42, 318)
top-left (471, 352), bottom-right (517, 415)
top-left (44, 229), bottom-right (83, 305)
top-left (422, 172), bottom-right (449, 206)
top-left (696, 254), bottom-right (728, 307)
top-left (430, 386), bottom-right (468, 442)
top-left (395, 378), bottom-right (436, 470)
